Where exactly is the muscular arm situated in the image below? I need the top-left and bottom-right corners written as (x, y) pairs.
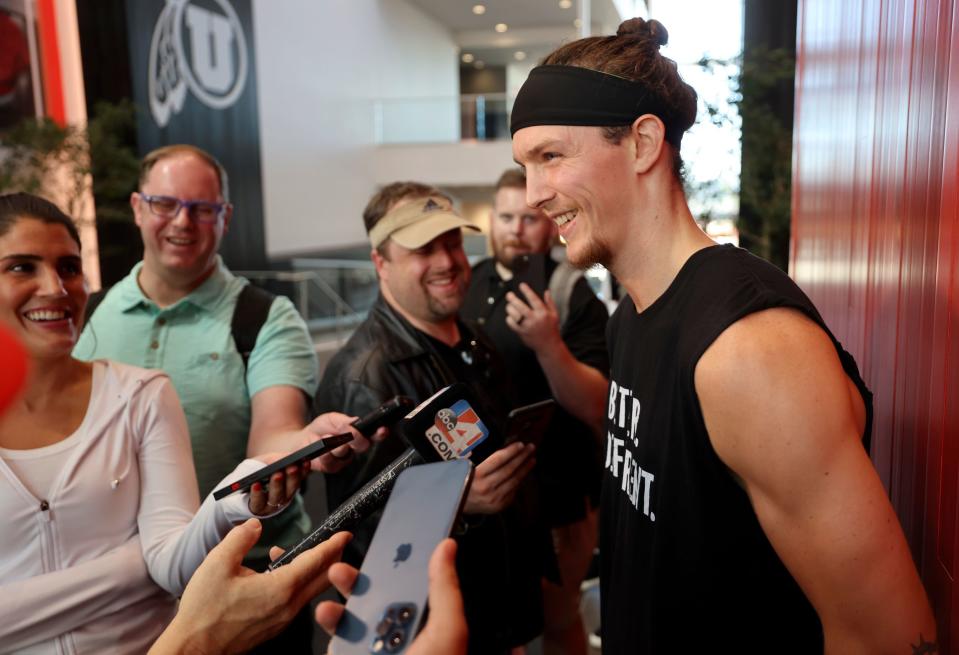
top-left (696, 308), bottom-right (935, 654)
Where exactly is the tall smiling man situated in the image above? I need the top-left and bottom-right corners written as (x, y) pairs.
top-left (77, 145), bottom-right (367, 652)
top-left (509, 17), bottom-right (936, 655)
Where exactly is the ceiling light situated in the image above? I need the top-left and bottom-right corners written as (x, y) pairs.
top-left (472, 4), bottom-right (486, 15)
top-left (514, 51), bottom-right (527, 61)
top-left (461, 53), bottom-right (475, 63)
top-left (495, 23), bottom-right (508, 33)
top-left (475, 60), bottom-right (486, 69)
top-left (559, 0), bottom-right (573, 8)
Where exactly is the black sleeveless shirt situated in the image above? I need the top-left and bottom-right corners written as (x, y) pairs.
top-left (600, 244), bottom-right (872, 653)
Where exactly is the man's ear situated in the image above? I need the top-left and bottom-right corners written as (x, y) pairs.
top-left (371, 246), bottom-right (388, 280)
top-left (221, 203), bottom-right (234, 233)
top-left (630, 114), bottom-right (667, 175)
top-left (130, 192), bottom-right (143, 227)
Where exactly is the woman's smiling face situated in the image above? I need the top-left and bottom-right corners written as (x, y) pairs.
top-left (0, 217), bottom-right (87, 361)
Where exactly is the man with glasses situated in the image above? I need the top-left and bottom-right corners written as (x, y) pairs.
top-left (76, 144), bottom-right (367, 653)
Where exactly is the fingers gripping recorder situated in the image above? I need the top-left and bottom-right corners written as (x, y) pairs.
top-left (270, 385), bottom-right (501, 570)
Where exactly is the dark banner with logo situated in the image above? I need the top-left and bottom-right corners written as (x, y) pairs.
top-left (125, 0), bottom-right (266, 270)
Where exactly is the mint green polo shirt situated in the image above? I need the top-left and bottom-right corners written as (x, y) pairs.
top-left (75, 257), bottom-right (318, 559)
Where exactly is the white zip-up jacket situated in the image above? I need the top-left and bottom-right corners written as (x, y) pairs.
top-left (0, 360), bottom-right (280, 654)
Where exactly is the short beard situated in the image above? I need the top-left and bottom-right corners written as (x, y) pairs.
top-left (567, 236), bottom-right (613, 270)
top-left (490, 239), bottom-right (518, 270)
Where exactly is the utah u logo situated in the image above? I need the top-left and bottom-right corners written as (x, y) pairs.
top-left (147, 0), bottom-right (249, 127)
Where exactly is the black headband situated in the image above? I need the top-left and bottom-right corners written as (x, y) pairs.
top-left (510, 65), bottom-right (685, 146)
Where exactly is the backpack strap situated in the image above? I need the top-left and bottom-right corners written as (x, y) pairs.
top-left (232, 283), bottom-right (276, 370)
top-left (548, 261), bottom-right (584, 328)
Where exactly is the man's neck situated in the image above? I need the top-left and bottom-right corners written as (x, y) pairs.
top-left (613, 187), bottom-right (716, 313)
top-left (137, 260), bottom-right (217, 308)
top-left (494, 261), bottom-right (513, 281)
top-left (380, 287), bottom-right (461, 346)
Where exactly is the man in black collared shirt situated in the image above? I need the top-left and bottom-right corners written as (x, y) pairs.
top-left (462, 168), bottom-right (609, 655)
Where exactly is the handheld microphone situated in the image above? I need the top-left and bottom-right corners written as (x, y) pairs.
top-left (268, 384), bottom-right (500, 569)
top-left (350, 396), bottom-right (414, 436)
top-left (396, 383), bottom-right (503, 464)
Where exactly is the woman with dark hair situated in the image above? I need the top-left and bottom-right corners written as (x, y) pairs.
top-left (0, 192), bottom-right (315, 654)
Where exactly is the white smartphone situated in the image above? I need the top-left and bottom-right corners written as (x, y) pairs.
top-left (330, 459), bottom-right (473, 654)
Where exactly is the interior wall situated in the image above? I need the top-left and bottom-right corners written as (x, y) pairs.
top-left (252, 0), bottom-right (459, 256)
top-left (792, 0), bottom-right (959, 649)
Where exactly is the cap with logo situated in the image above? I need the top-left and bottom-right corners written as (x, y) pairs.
top-left (368, 195), bottom-right (480, 249)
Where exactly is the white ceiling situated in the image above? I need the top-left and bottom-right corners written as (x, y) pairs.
top-left (405, 0), bottom-right (616, 30)
top-left (406, 0), bottom-right (636, 65)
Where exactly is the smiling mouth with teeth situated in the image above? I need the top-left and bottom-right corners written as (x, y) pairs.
top-left (553, 210), bottom-right (577, 227)
top-left (24, 309), bottom-right (70, 322)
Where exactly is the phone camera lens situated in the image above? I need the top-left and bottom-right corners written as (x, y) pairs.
top-left (386, 630), bottom-right (405, 652)
top-left (375, 617), bottom-right (392, 636)
top-left (396, 605), bottom-right (414, 624)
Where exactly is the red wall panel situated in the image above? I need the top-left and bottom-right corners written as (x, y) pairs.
top-left (794, 0), bottom-right (959, 650)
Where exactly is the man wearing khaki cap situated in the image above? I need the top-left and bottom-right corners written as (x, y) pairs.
top-left (316, 182), bottom-right (547, 654)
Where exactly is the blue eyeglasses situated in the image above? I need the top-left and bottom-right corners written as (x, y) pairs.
top-left (139, 193), bottom-right (228, 224)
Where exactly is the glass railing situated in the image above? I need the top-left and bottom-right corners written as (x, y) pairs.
top-left (236, 260), bottom-right (378, 346)
top-left (373, 93), bottom-right (512, 144)
top-left (460, 93), bottom-right (511, 141)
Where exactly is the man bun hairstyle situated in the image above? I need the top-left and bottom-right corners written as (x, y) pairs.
top-left (616, 16), bottom-right (669, 44)
top-left (541, 17), bottom-right (697, 181)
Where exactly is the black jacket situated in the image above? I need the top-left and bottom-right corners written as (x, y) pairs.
top-left (315, 294), bottom-right (544, 652)
top-left (317, 295), bottom-right (449, 503)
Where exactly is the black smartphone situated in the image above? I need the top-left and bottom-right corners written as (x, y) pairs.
top-left (504, 398), bottom-right (556, 447)
top-left (212, 433), bottom-right (353, 500)
top-left (331, 459), bottom-right (473, 655)
top-left (510, 253), bottom-right (550, 296)
top-left (351, 396), bottom-right (415, 437)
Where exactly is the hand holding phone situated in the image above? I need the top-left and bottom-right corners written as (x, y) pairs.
top-left (329, 460), bottom-right (473, 654)
top-left (317, 538), bottom-right (468, 655)
top-left (213, 433), bottom-right (353, 501)
top-left (504, 399), bottom-right (556, 447)
top-left (462, 441), bottom-right (536, 515)
top-left (510, 253), bottom-right (549, 296)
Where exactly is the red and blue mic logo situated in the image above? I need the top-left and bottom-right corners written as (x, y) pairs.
top-left (426, 400), bottom-right (490, 460)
